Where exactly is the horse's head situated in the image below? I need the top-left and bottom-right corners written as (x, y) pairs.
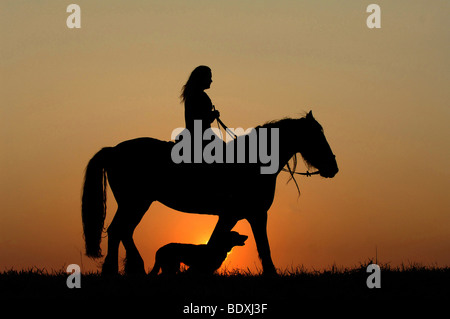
top-left (298, 111), bottom-right (339, 178)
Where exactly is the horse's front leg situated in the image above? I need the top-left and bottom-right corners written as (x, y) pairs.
top-left (248, 211), bottom-right (277, 276)
top-left (208, 215), bottom-right (238, 246)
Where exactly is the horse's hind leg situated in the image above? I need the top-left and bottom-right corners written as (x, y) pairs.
top-left (123, 237), bottom-right (146, 275)
top-left (102, 209), bottom-right (123, 275)
top-left (121, 201), bottom-right (152, 275)
top-left (102, 200), bottom-right (151, 276)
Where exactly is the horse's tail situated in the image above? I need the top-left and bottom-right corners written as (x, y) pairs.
top-left (82, 147), bottom-right (112, 258)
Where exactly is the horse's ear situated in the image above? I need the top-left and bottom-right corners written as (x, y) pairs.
top-left (307, 111), bottom-right (313, 119)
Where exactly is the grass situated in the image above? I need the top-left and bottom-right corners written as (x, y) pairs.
top-left (1, 262), bottom-right (449, 314)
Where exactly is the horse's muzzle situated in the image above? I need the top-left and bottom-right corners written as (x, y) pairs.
top-left (319, 161), bottom-right (339, 178)
top-left (320, 169), bottom-right (338, 178)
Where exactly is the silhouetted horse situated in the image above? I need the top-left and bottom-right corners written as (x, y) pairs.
top-left (81, 111), bottom-right (338, 275)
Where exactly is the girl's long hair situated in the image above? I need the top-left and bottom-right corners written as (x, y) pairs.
top-left (180, 65), bottom-right (211, 102)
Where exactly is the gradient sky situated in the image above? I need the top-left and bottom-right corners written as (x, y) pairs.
top-left (1, 0), bottom-right (449, 273)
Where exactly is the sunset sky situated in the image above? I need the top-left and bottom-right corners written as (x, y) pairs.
top-left (1, 0), bottom-right (449, 273)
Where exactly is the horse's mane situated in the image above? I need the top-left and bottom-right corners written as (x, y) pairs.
top-left (222, 115), bottom-right (321, 196)
top-left (257, 117), bottom-right (303, 196)
top-left (257, 117), bottom-right (297, 128)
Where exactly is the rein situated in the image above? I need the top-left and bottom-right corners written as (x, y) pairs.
top-left (281, 168), bottom-right (320, 177)
top-left (217, 117), bottom-right (237, 140)
top-left (213, 106), bottom-right (320, 177)
top-left (213, 105), bottom-right (237, 140)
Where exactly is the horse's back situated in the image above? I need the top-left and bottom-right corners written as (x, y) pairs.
top-left (105, 137), bottom-right (174, 197)
top-left (112, 137), bottom-right (174, 163)
top-left (115, 137), bottom-right (173, 151)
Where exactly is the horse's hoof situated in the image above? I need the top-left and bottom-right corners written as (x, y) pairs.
top-left (262, 267), bottom-right (278, 277)
top-left (124, 258), bottom-right (146, 276)
top-left (102, 261), bottom-right (119, 277)
top-left (125, 268), bottom-right (146, 276)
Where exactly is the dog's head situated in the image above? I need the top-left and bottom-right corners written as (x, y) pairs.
top-left (228, 231), bottom-right (248, 247)
top-left (211, 231), bottom-right (248, 253)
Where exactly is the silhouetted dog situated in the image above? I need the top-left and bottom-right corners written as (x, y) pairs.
top-left (149, 231), bottom-right (248, 276)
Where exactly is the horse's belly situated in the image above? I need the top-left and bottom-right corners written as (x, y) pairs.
top-left (156, 186), bottom-right (227, 215)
